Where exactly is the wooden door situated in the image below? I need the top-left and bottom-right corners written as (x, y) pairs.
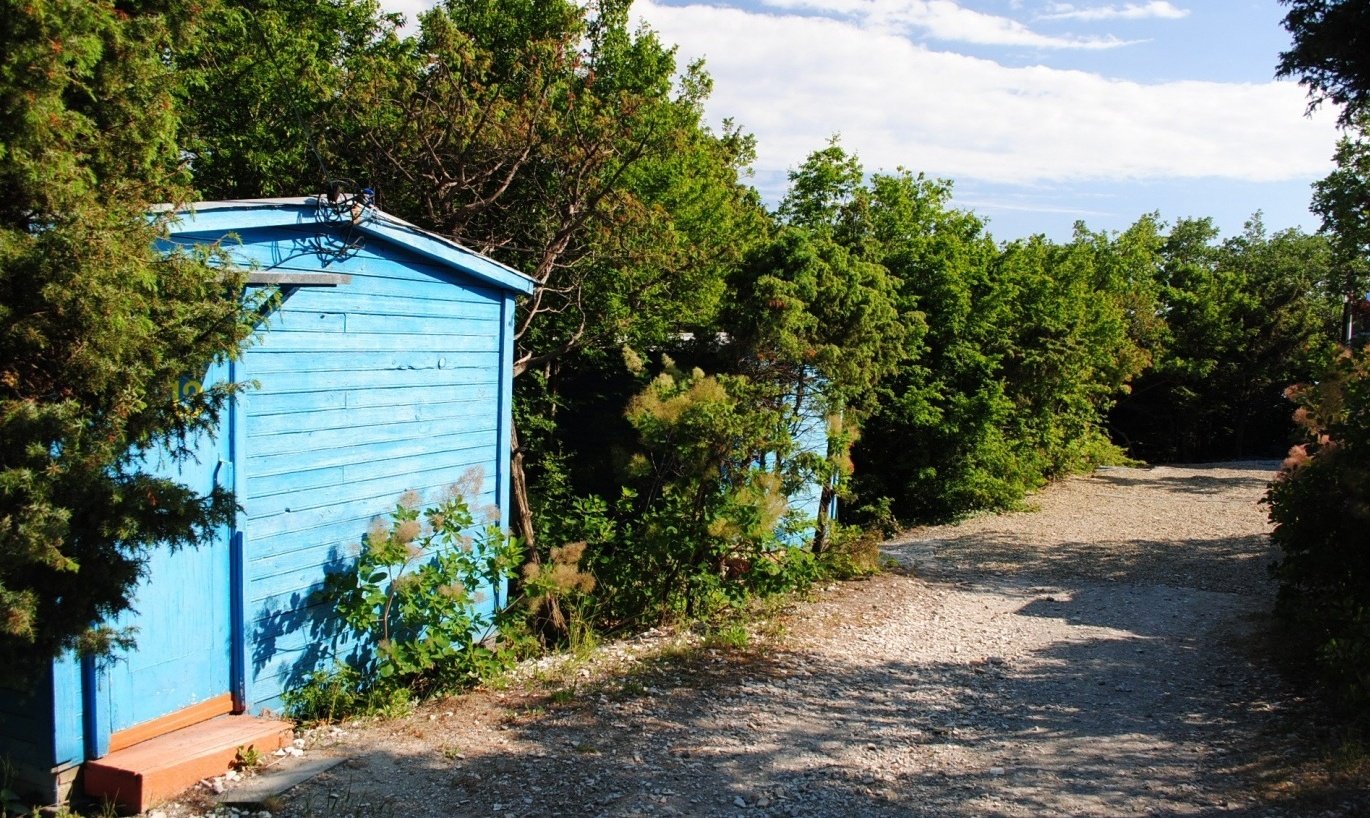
top-left (98, 363), bottom-right (235, 748)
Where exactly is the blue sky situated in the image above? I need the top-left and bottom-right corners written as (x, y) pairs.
top-left (385, 0), bottom-right (1343, 242)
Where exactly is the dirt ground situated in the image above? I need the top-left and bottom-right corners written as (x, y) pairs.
top-left (170, 462), bottom-right (1369, 818)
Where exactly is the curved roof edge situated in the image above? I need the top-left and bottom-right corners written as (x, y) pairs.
top-left (155, 198), bottom-right (537, 296)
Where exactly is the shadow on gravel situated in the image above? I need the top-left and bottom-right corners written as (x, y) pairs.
top-left (886, 532), bottom-right (1280, 596)
top-left (1089, 463), bottom-right (1279, 497)
top-left (282, 627), bottom-right (1361, 818)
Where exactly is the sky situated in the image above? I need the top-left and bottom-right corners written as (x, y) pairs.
top-left (382, 0), bottom-right (1344, 242)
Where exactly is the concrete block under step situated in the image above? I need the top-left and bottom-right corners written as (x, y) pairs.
top-left (216, 755), bottom-right (345, 807)
top-left (84, 714), bottom-right (293, 812)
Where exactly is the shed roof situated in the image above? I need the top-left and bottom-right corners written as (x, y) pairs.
top-left (157, 197), bottom-right (536, 296)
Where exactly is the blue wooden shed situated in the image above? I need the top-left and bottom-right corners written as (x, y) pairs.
top-left (0, 197), bottom-right (534, 807)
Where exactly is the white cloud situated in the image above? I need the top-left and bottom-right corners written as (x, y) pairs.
top-left (761, 0), bottom-right (1132, 49)
top-left (1040, 2), bottom-right (1190, 22)
top-left (379, 0), bottom-right (436, 36)
top-left (635, 0), bottom-right (1337, 189)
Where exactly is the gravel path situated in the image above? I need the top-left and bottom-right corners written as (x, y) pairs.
top-left (198, 462), bottom-right (1363, 818)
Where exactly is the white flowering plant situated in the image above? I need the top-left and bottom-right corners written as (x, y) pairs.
top-left (327, 477), bottom-right (524, 693)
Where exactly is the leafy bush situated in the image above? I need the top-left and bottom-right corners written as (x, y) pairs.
top-left (818, 525), bottom-right (885, 579)
top-left (529, 359), bottom-right (843, 630)
top-left (600, 364), bottom-right (798, 619)
top-left (281, 664), bottom-right (411, 724)
top-left (314, 478), bottom-right (524, 708)
top-left (1269, 347), bottom-right (1370, 716)
top-left (520, 540), bottom-right (597, 647)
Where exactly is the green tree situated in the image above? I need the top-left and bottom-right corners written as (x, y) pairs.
top-left (719, 144), bottom-right (925, 548)
top-left (847, 167), bottom-right (1022, 522)
top-left (994, 219), bottom-right (1158, 477)
top-left (364, 1), bottom-right (772, 548)
top-left (176, 0), bottom-right (405, 199)
top-left (848, 178), bottom-right (1154, 521)
top-left (1278, 0), bottom-right (1370, 125)
top-left (1312, 116), bottom-right (1370, 342)
top-left (724, 226), bottom-right (913, 549)
top-left (0, 0), bottom-right (259, 669)
top-left (1112, 216), bottom-right (1338, 461)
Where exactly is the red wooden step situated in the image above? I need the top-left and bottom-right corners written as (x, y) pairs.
top-left (83, 714), bottom-right (293, 812)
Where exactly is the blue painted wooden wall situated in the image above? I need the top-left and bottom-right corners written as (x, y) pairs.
top-left (215, 225), bottom-right (517, 712)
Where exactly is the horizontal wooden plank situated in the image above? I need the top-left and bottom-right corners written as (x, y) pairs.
top-left (241, 382), bottom-right (496, 418)
top-left (338, 310), bottom-right (499, 336)
top-left (270, 293), bottom-right (500, 323)
top-left (257, 310), bottom-right (499, 340)
top-left (249, 436), bottom-right (495, 485)
top-left (248, 491), bottom-right (499, 580)
top-left (248, 539), bottom-right (357, 589)
top-left (247, 456), bottom-right (499, 519)
top-left (313, 270), bottom-right (500, 304)
top-left (243, 452), bottom-right (495, 542)
top-left (251, 329), bottom-right (499, 355)
top-left (250, 540), bottom-right (509, 608)
top-left (246, 353), bottom-right (498, 380)
top-left (256, 310), bottom-right (347, 333)
top-left (246, 483), bottom-right (498, 570)
top-left (248, 561), bottom-right (344, 610)
top-left (246, 396), bottom-right (492, 439)
top-left (248, 445), bottom-right (493, 499)
top-left (246, 468), bottom-right (497, 544)
top-left (344, 382), bottom-right (498, 410)
top-left (250, 366), bottom-right (497, 396)
top-left (245, 465), bottom-right (344, 499)
top-left (246, 417), bottom-right (497, 465)
top-left (237, 389), bottom-right (347, 417)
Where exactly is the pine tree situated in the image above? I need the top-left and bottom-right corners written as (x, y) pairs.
top-left (0, 0), bottom-right (258, 672)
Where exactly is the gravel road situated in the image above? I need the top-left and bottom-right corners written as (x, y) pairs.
top-left (206, 462), bottom-right (1365, 818)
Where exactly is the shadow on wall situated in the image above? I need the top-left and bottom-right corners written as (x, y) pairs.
top-left (250, 544), bottom-right (369, 708)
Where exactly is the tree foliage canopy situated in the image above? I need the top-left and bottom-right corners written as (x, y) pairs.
top-left (1312, 117), bottom-right (1370, 307)
top-left (1279, 0), bottom-right (1370, 124)
top-left (0, 0), bottom-right (258, 669)
top-left (1111, 217), bottom-right (1338, 461)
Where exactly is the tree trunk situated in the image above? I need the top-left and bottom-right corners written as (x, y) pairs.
top-left (812, 481), bottom-right (835, 554)
top-left (510, 421), bottom-right (537, 554)
top-left (1344, 292), bottom-right (1356, 346)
